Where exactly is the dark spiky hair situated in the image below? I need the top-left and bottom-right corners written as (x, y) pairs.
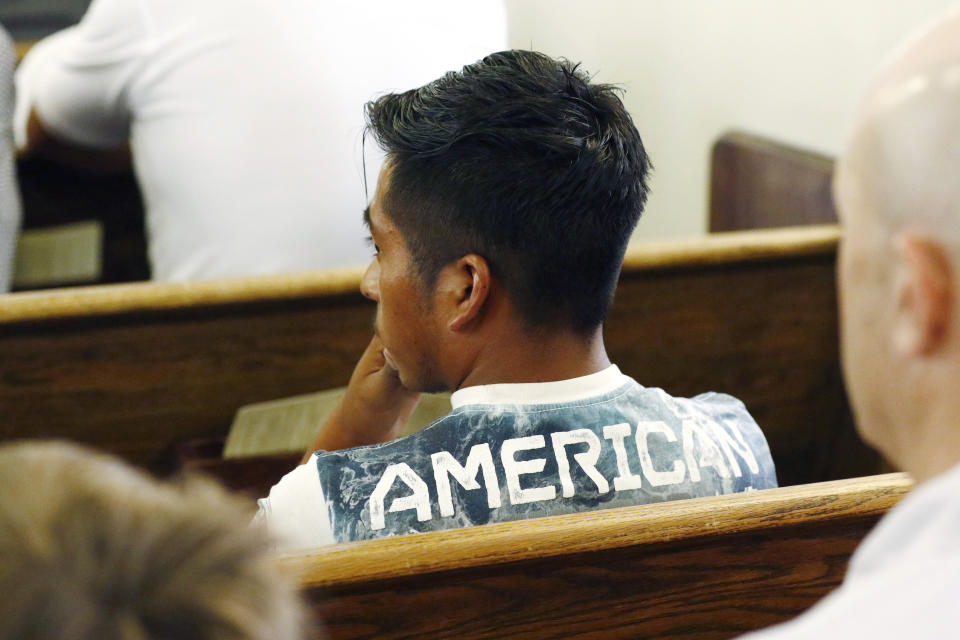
top-left (365, 50), bottom-right (651, 333)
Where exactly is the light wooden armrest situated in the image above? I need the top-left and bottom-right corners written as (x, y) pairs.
top-left (285, 473), bottom-right (910, 588)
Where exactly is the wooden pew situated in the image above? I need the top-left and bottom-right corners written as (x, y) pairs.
top-left (710, 130), bottom-right (837, 232)
top-left (0, 266), bottom-right (372, 471)
top-left (284, 473), bottom-right (912, 640)
top-left (0, 225), bottom-right (875, 484)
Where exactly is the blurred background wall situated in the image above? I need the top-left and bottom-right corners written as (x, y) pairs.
top-left (506, 0), bottom-right (960, 240)
top-left (5, 0), bottom-right (960, 241)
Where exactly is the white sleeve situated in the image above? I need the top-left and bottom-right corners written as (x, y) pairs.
top-left (14, 0), bottom-right (151, 149)
top-left (255, 457), bottom-right (336, 550)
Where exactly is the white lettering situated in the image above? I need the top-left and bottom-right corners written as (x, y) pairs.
top-left (551, 429), bottom-right (610, 497)
top-left (603, 423), bottom-right (644, 491)
top-left (431, 444), bottom-right (502, 517)
top-left (681, 420), bottom-right (730, 482)
top-left (368, 463), bottom-right (432, 531)
top-left (501, 435), bottom-right (557, 505)
top-left (635, 421), bottom-right (687, 487)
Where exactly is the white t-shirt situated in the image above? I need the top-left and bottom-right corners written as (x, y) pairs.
top-left (15, 0), bottom-right (506, 281)
top-left (740, 463), bottom-right (960, 639)
top-left (257, 365), bottom-right (777, 550)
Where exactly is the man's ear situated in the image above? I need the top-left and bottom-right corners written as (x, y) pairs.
top-left (436, 254), bottom-right (492, 331)
top-left (892, 234), bottom-right (953, 356)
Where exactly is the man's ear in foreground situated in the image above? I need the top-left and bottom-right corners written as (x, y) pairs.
top-left (436, 254), bottom-right (493, 332)
top-left (891, 233), bottom-right (953, 358)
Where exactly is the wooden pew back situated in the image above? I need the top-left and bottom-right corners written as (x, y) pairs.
top-left (0, 268), bottom-right (372, 470)
top-left (0, 226), bottom-right (873, 483)
top-left (285, 473), bottom-right (912, 640)
top-left (610, 225), bottom-right (874, 485)
top-left (710, 130), bottom-right (837, 232)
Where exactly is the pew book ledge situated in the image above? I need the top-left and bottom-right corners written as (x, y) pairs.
top-left (621, 223), bottom-right (840, 271)
top-left (280, 472), bottom-right (911, 589)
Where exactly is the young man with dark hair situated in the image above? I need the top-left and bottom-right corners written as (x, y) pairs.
top-left (258, 51), bottom-right (776, 548)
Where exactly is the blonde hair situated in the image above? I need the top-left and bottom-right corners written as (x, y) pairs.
top-left (0, 441), bottom-right (310, 640)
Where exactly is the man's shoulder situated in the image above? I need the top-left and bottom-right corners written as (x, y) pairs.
top-left (315, 410), bottom-right (465, 465)
top-left (312, 380), bottom-right (764, 471)
top-left (589, 374), bottom-right (760, 426)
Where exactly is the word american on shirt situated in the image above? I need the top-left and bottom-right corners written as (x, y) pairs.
top-left (368, 418), bottom-right (761, 531)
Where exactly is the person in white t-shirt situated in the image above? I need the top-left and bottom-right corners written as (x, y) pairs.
top-left (741, 10), bottom-right (960, 640)
top-left (14, 0), bottom-right (505, 281)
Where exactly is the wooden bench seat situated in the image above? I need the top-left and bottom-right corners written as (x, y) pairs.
top-left (284, 473), bottom-right (911, 639)
top-left (0, 225), bottom-right (876, 484)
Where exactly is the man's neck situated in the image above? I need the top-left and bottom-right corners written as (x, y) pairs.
top-left (454, 327), bottom-right (611, 390)
top-left (896, 414), bottom-right (960, 485)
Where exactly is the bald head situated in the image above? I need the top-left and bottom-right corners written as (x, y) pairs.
top-left (836, 10), bottom-right (960, 483)
top-left (839, 10), bottom-right (960, 242)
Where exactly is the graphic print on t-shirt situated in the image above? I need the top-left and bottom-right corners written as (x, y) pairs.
top-left (315, 380), bottom-right (777, 542)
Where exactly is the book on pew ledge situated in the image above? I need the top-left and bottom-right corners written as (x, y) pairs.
top-left (13, 221), bottom-right (102, 289)
top-left (222, 388), bottom-right (452, 459)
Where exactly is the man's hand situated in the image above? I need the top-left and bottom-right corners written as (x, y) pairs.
top-left (302, 336), bottom-right (420, 462)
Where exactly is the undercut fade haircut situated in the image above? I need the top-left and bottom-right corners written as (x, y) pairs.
top-left (0, 441), bottom-right (312, 640)
top-left (365, 49), bottom-right (651, 333)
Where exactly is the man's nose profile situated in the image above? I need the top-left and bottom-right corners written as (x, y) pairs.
top-left (361, 260), bottom-right (380, 301)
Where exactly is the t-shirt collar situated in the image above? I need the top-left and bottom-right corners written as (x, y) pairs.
top-left (450, 364), bottom-right (629, 409)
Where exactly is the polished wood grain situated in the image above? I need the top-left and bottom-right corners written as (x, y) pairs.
top-left (285, 474), bottom-right (911, 639)
top-left (0, 292), bottom-right (374, 470)
top-left (0, 226), bottom-right (872, 483)
top-left (0, 264), bottom-right (367, 323)
top-left (710, 131), bottom-right (837, 232)
top-left (287, 473), bottom-right (909, 586)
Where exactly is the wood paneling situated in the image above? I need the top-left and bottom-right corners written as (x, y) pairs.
top-left (0, 226), bottom-right (874, 483)
top-left (610, 226), bottom-right (870, 485)
top-left (0, 280), bottom-right (374, 470)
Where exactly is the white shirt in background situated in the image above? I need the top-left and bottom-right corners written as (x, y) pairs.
top-left (15, 0), bottom-right (506, 281)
